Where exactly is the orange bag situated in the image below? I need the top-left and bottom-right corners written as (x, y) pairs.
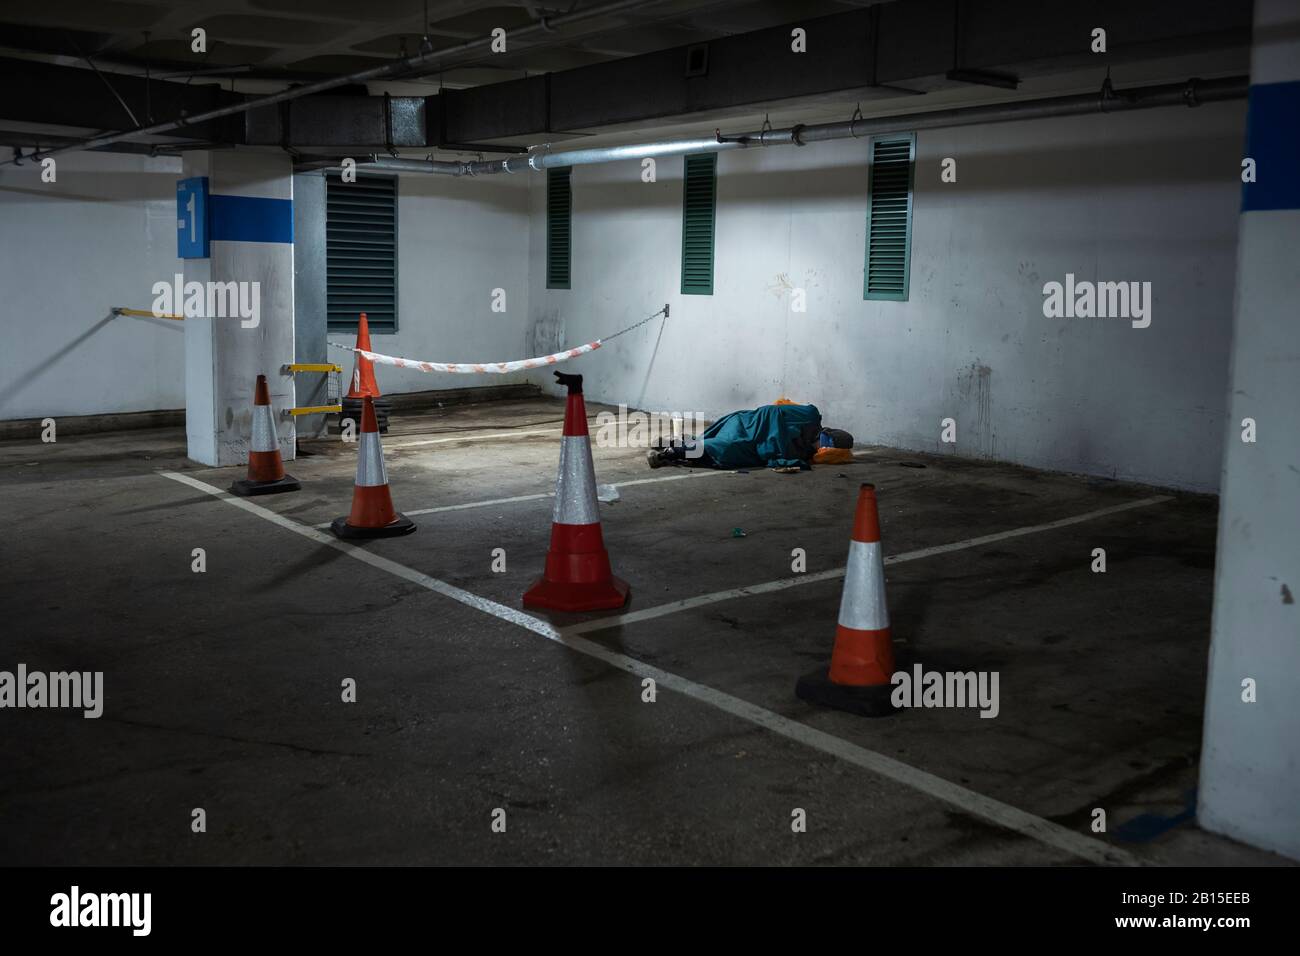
top-left (813, 447), bottom-right (854, 465)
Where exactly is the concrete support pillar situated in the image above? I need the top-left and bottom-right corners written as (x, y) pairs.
top-left (1198, 0), bottom-right (1300, 860)
top-left (182, 149), bottom-right (295, 466)
top-left (292, 172), bottom-right (329, 440)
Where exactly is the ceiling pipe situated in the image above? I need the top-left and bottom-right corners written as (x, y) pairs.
top-left (0, 0), bottom-right (673, 167)
top-left (360, 156), bottom-right (467, 174)
top-left (361, 75), bottom-right (1247, 178)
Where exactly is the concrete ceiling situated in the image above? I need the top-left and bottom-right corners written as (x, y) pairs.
top-left (566, 47), bottom-right (1252, 149)
top-left (0, 0), bottom-right (873, 91)
top-left (0, 0), bottom-right (1251, 161)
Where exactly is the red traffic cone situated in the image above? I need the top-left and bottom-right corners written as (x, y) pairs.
top-left (795, 483), bottom-right (898, 716)
top-left (523, 371), bottom-right (629, 612)
top-left (230, 374), bottom-right (300, 496)
top-left (330, 396), bottom-right (416, 539)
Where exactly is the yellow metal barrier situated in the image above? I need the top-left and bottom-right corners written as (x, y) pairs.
top-left (284, 362), bottom-right (343, 419)
top-left (113, 307), bottom-right (183, 320)
top-left (285, 363), bottom-right (342, 374)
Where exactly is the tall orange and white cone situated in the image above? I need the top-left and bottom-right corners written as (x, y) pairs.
top-left (340, 312), bottom-right (391, 433)
top-left (523, 371), bottom-right (629, 612)
top-left (796, 483), bottom-right (899, 716)
top-left (230, 374), bottom-right (300, 497)
top-left (346, 312), bottom-right (382, 401)
top-left (330, 395), bottom-right (416, 539)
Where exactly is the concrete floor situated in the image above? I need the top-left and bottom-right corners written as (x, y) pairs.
top-left (0, 397), bottom-right (1289, 866)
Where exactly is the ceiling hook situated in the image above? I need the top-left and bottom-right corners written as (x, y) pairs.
top-left (1099, 67), bottom-right (1115, 112)
top-left (419, 0), bottom-right (433, 54)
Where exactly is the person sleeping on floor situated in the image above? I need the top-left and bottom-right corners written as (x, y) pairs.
top-left (645, 402), bottom-right (853, 472)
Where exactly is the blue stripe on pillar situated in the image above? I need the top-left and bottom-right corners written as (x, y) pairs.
top-left (208, 194), bottom-right (294, 243)
top-left (1242, 80), bottom-right (1300, 212)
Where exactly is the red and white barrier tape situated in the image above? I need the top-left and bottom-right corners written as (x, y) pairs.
top-left (331, 340), bottom-right (599, 374)
top-left (328, 305), bottom-right (668, 375)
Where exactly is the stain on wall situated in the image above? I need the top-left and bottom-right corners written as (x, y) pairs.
top-left (958, 361), bottom-right (995, 459)
top-left (527, 308), bottom-right (565, 358)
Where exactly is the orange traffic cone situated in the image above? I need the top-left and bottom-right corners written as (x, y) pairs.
top-left (330, 395), bottom-right (415, 539)
top-left (230, 374), bottom-right (300, 496)
top-left (795, 483), bottom-right (898, 716)
top-left (346, 312), bottom-right (382, 400)
top-left (523, 371), bottom-right (629, 612)
top-left (340, 312), bottom-right (391, 433)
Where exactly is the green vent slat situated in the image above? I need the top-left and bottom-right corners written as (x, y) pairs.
top-left (326, 173), bottom-right (398, 333)
top-left (547, 167), bottom-right (572, 290)
top-left (863, 133), bottom-right (915, 302)
top-left (680, 153), bottom-right (716, 295)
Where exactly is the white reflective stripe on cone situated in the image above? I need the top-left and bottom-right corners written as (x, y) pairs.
top-left (838, 540), bottom-right (889, 631)
top-left (552, 436), bottom-right (600, 525)
top-left (251, 403), bottom-right (279, 453)
top-left (355, 431), bottom-right (388, 487)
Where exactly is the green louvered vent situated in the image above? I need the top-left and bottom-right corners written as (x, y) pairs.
top-left (547, 166), bottom-right (572, 289)
top-left (326, 173), bottom-right (397, 332)
top-left (680, 153), bottom-right (717, 295)
top-left (863, 134), bottom-right (915, 301)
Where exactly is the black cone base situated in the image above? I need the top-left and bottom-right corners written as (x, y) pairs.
top-left (329, 513), bottom-right (416, 540)
top-left (230, 474), bottom-right (301, 497)
top-left (795, 667), bottom-right (899, 718)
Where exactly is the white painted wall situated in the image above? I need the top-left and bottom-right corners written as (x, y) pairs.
top-left (525, 101), bottom-right (1245, 492)
top-left (325, 171), bottom-right (533, 395)
top-left (0, 156), bottom-right (533, 422)
top-left (0, 150), bottom-right (185, 421)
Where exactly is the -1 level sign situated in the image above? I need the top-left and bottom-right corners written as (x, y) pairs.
top-left (177, 176), bottom-right (209, 259)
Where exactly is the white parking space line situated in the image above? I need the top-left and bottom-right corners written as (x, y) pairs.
top-left (385, 428), bottom-right (562, 449)
top-left (314, 465), bottom-right (737, 527)
top-left (560, 496), bottom-right (1173, 636)
top-left (405, 492), bottom-right (553, 519)
top-left (612, 470), bottom-right (736, 489)
top-left (160, 469), bottom-right (1138, 867)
